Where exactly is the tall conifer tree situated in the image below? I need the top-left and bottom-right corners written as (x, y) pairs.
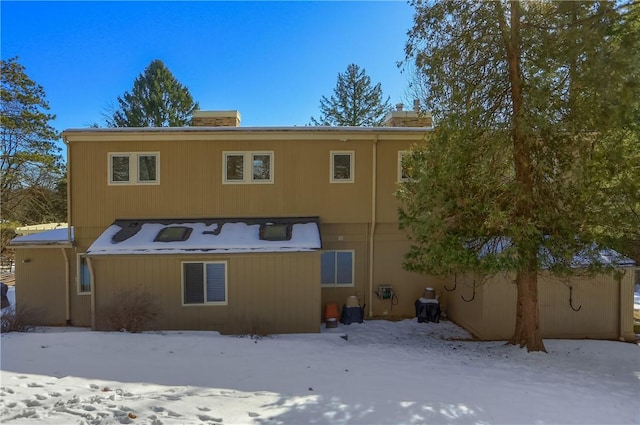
top-left (398, 1), bottom-right (640, 351)
top-left (311, 64), bottom-right (392, 126)
top-left (107, 59), bottom-right (198, 127)
top-left (1, 57), bottom-right (63, 228)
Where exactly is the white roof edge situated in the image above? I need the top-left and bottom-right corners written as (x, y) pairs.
top-left (62, 126), bottom-right (432, 134)
top-left (10, 243), bottom-right (74, 249)
top-left (9, 227), bottom-right (74, 247)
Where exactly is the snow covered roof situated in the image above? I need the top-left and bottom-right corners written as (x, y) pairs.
top-left (474, 237), bottom-right (636, 268)
top-left (15, 222), bottom-right (68, 236)
top-left (87, 218), bottom-right (321, 255)
top-left (9, 227), bottom-right (74, 247)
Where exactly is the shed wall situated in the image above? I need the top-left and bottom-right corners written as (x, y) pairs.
top-left (13, 249), bottom-right (70, 326)
top-left (447, 269), bottom-right (637, 341)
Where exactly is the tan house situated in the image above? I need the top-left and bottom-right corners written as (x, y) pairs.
top-left (11, 108), bottom-right (440, 334)
top-left (10, 108), bottom-right (637, 340)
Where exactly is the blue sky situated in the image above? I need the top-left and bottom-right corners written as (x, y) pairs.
top-left (1, 1), bottom-right (416, 133)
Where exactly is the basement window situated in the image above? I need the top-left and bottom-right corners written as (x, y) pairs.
top-left (259, 223), bottom-right (291, 241)
top-left (154, 226), bottom-right (192, 242)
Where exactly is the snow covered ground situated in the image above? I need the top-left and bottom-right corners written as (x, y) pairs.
top-left (1, 319), bottom-right (638, 425)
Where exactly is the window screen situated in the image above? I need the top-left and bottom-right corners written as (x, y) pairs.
top-left (205, 263), bottom-right (226, 302)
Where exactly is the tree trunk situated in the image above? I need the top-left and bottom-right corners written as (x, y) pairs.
top-left (498, 2), bottom-right (547, 353)
top-left (508, 264), bottom-right (547, 352)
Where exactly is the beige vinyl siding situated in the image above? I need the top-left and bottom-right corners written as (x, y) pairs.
top-left (319, 223), bottom-right (369, 315)
top-left (375, 140), bottom-right (416, 223)
top-left (90, 252), bottom-right (320, 334)
top-left (446, 269), bottom-right (637, 341)
top-left (371, 227), bottom-right (448, 317)
top-left (12, 248), bottom-right (91, 326)
top-left (69, 136), bottom-right (379, 231)
top-left (13, 249), bottom-right (66, 325)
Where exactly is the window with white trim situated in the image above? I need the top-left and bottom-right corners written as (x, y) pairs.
top-left (398, 150), bottom-right (412, 182)
top-left (108, 152), bottom-right (159, 185)
top-left (321, 250), bottom-right (354, 286)
top-left (182, 262), bottom-right (227, 305)
top-left (330, 151), bottom-right (354, 183)
top-left (223, 151), bottom-right (273, 184)
top-left (77, 254), bottom-right (91, 294)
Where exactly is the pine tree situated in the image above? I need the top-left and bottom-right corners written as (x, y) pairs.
top-left (398, 1), bottom-right (640, 352)
top-left (310, 64), bottom-right (392, 126)
top-left (1, 57), bottom-right (63, 230)
top-left (107, 59), bottom-right (199, 127)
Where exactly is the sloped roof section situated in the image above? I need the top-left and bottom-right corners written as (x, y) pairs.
top-left (9, 227), bottom-right (74, 247)
top-left (87, 217), bottom-right (321, 255)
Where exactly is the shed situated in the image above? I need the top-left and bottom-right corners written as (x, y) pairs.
top-left (9, 227), bottom-right (76, 325)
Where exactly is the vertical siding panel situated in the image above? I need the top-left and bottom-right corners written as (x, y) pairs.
top-left (447, 270), bottom-right (635, 341)
top-left (14, 249), bottom-right (67, 325)
top-left (620, 269), bottom-right (636, 341)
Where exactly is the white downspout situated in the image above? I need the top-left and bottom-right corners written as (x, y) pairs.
top-left (368, 135), bottom-right (378, 317)
top-left (63, 134), bottom-right (72, 246)
top-left (63, 135), bottom-right (73, 325)
top-left (87, 256), bottom-right (96, 330)
top-left (61, 248), bottom-right (70, 325)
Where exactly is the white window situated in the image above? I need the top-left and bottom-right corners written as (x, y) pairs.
top-left (108, 152), bottom-right (159, 185)
top-left (398, 150), bottom-right (411, 182)
top-left (77, 254), bottom-right (91, 294)
top-left (223, 151), bottom-right (273, 184)
top-left (182, 262), bottom-right (227, 305)
top-left (321, 250), bottom-right (354, 287)
top-left (330, 151), bottom-right (354, 183)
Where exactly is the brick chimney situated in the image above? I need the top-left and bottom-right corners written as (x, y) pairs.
top-left (384, 102), bottom-right (432, 128)
top-left (192, 110), bottom-right (241, 127)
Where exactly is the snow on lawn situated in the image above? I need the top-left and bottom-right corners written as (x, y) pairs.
top-left (1, 319), bottom-right (639, 425)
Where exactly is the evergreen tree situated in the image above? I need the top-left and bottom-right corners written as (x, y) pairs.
top-left (310, 64), bottom-right (392, 126)
top-left (398, 1), bottom-right (640, 352)
top-left (1, 57), bottom-right (63, 232)
top-left (107, 59), bottom-right (199, 127)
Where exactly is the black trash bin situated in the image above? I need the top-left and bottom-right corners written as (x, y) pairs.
top-left (415, 298), bottom-right (440, 323)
